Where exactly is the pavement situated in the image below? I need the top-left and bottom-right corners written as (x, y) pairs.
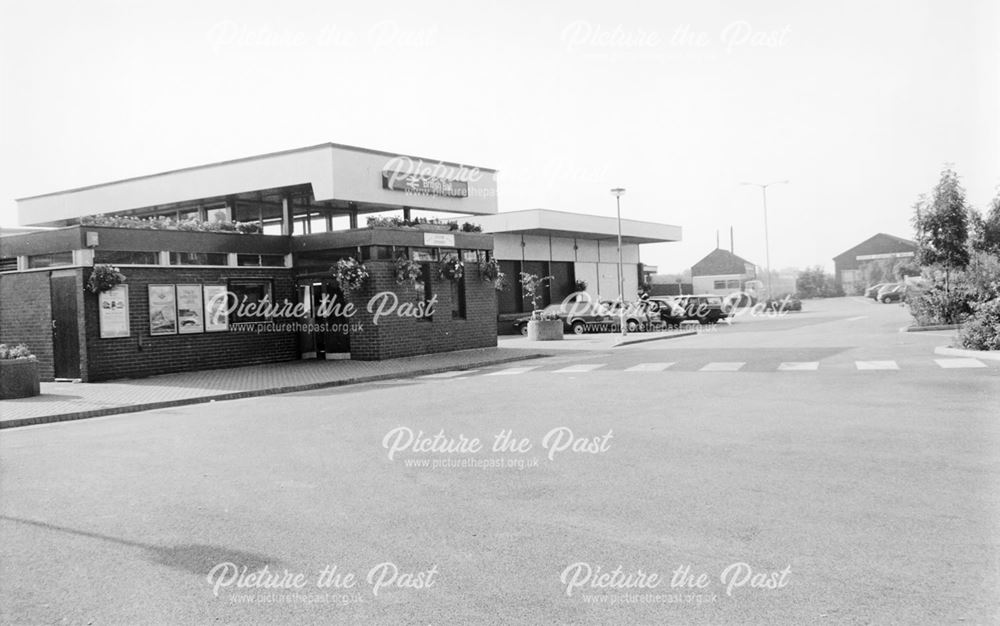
top-left (1, 297), bottom-right (998, 624)
top-left (0, 347), bottom-right (551, 429)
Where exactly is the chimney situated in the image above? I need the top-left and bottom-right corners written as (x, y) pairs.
top-left (716, 230), bottom-right (720, 249)
top-left (730, 226), bottom-right (734, 254)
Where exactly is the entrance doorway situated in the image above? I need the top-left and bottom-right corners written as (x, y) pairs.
top-left (50, 272), bottom-right (81, 379)
top-left (296, 279), bottom-right (350, 360)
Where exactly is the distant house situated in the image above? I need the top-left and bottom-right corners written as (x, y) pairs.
top-left (690, 248), bottom-right (758, 296)
top-left (833, 233), bottom-right (917, 293)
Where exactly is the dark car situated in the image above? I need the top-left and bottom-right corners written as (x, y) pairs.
top-left (658, 294), bottom-right (727, 324)
top-left (600, 300), bottom-right (660, 332)
top-left (876, 283), bottom-right (906, 303)
top-left (512, 302), bottom-right (616, 335)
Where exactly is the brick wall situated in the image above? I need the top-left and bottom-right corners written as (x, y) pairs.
top-left (0, 272), bottom-right (55, 380)
top-left (346, 260), bottom-right (497, 360)
top-left (82, 267), bottom-right (298, 381)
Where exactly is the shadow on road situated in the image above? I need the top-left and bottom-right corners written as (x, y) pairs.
top-left (0, 515), bottom-right (280, 577)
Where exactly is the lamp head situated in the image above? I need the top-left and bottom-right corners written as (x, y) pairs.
top-left (610, 187), bottom-right (626, 197)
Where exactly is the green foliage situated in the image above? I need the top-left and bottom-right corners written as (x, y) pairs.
top-left (82, 214), bottom-right (261, 234)
top-left (971, 192), bottom-right (1000, 257)
top-left (912, 167), bottom-right (971, 271)
top-left (366, 216), bottom-right (480, 232)
top-left (907, 282), bottom-right (975, 325)
top-left (331, 257), bottom-right (369, 293)
top-left (519, 272), bottom-right (554, 314)
top-left (86, 264), bottom-right (126, 294)
top-left (477, 256), bottom-right (500, 282)
top-left (394, 256), bottom-right (423, 290)
top-left (795, 266), bottom-right (843, 298)
top-left (438, 253), bottom-right (464, 281)
top-left (0, 343), bottom-right (34, 360)
top-left (958, 298), bottom-right (1000, 351)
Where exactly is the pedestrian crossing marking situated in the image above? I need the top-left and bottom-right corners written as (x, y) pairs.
top-left (935, 358), bottom-right (986, 369)
top-left (778, 362), bottom-right (820, 371)
top-left (624, 363), bottom-right (675, 372)
top-left (855, 361), bottom-right (898, 370)
top-left (845, 315), bottom-right (868, 322)
top-left (700, 362), bottom-right (745, 372)
top-left (485, 366), bottom-right (540, 376)
top-left (419, 370), bottom-right (478, 379)
top-left (553, 364), bottom-right (606, 373)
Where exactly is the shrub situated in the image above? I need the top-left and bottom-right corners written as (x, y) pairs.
top-left (0, 344), bottom-right (35, 360)
top-left (81, 214), bottom-right (261, 234)
top-left (958, 298), bottom-right (1000, 350)
top-left (907, 282), bottom-right (975, 325)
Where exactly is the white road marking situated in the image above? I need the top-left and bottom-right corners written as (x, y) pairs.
top-left (419, 370), bottom-right (478, 379)
top-left (624, 363), bottom-right (675, 372)
top-left (855, 361), bottom-right (899, 370)
top-left (553, 364), bottom-right (606, 373)
top-left (778, 362), bottom-right (820, 371)
top-left (700, 362), bottom-right (745, 372)
top-left (485, 366), bottom-right (540, 376)
top-left (935, 358), bottom-right (987, 369)
top-left (845, 315), bottom-right (868, 322)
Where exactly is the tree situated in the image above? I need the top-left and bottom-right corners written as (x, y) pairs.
top-left (971, 190), bottom-right (1000, 258)
top-left (912, 167), bottom-right (971, 291)
top-left (795, 266), bottom-right (842, 298)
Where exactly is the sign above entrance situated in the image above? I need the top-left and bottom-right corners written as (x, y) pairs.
top-left (382, 171), bottom-right (469, 198)
top-left (424, 233), bottom-right (456, 247)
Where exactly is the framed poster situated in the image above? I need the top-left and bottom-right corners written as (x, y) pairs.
top-left (203, 285), bottom-right (229, 332)
top-left (176, 284), bottom-right (205, 334)
top-left (98, 284), bottom-right (130, 338)
top-left (148, 284), bottom-right (178, 336)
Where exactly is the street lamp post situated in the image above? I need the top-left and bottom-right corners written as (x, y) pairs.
top-left (740, 180), bottom-right (788, 300)
top-left (610, 187), bottom-right (627, 337)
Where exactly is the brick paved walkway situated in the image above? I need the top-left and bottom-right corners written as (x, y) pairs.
top-left (0, 347), bottom-right (548, 429)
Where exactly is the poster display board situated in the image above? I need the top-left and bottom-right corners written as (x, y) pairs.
top-left (203, 285), bottom-right (229, 332)
top-left (98, 285), bottom-right (130, 338)
top-left (176, 284), bottom-right (205, 334)
top-left (148, 285), bottom-right (178, 336)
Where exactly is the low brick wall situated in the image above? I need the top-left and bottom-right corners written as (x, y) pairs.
top-left (0, 272), bottom-right (55, 380)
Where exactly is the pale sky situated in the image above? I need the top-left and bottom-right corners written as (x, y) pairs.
top-left (1, 0), bottom-right (997, 273)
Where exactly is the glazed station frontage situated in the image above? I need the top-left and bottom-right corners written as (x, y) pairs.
top-left (0, 144), bottom-right (499, 381)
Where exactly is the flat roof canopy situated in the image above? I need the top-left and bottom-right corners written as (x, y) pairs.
top-left (477, 209), bottom-right (681, 244)
top-left (16, 142), bottom-right (498, 226)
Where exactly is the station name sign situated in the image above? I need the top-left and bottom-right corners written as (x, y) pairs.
top-left (381, 171), bottom-right (469, 198)
top-left (856, 251), bottom-right (915, 261)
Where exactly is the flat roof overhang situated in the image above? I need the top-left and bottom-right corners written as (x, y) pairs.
top-left (15, 142), bottom-right (499, 227)
top-left (476, 209), bottom-right (681, 245)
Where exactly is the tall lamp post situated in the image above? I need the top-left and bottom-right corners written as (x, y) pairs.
top-left (610, 187), bottom-right (627, 336)
top-left (740, 180), bottom-right (788, 300)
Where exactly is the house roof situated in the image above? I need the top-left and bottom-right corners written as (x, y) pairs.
top-left (691, 248), bottom-right (756, 276)
top-left (832, 233), bottom-right (917, 262)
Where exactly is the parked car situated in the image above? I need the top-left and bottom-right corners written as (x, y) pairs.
top-left (512, 302), bottom-right (616, 335)
top-left (876, 283), bottom-right (906, 303)
top-left (865, 283), bottom-right (890, 299)
top-left (656, 294), bottom-right (727, 324)
top-left (601, 300), bottom-right (660, 332)
top-left (763, 295), bottom-right (802, 312)
top-left (722, 291), bottom-right (756, 314)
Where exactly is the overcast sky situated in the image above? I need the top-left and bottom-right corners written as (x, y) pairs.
top-left (1, 0), bottom-right (997, 273)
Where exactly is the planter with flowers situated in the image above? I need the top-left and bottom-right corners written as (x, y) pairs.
top-left (86, 264), bottom-right (126, 294)
top-left (0, 344), bottom-right (40, 399)
top-left (439, 253), bottom-right (464, 282)
top-left (521, 272), bottom-right (561, 340)
top-left (332, 257), bottom-right (370, 294)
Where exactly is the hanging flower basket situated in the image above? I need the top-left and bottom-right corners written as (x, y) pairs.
top-left (395, 256), bottom-right (424, 291)
top-left (478, 256), bottom-right (501, 283)
top-left (86, 264), bottom-right (126, 294)
top-left (439, 253), bottom-right (464, 281)
top-left (331, 257), bottom-right (370, 293)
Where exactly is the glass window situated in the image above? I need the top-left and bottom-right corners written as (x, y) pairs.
top-left (170, 252), bottom-right (228, 266)
top-left (0, 257), bottom-right (18, 272)
top-left (451, 275), bottom-right (466, 319)
top-left (178, 209), bottom-right (200, 222)
top-left (27, 252), bottom-right (73, 268)
top-left (421, 264), bottom-right (434, 321)
top-left (205, 207), bottom-right (230, 223)
top-left (236, 254), bottom-right (285, 267)
top-left (94, 250), bottom-right (159, 265)
top-left (713, 280), bottom-right (726, 289)
top-left (330, 215), bottom-right (351, 231)
top-left (229, 280), bottom-right (273, 323)
top-left (411, 248), bottom-right (438, 262)
top-left (726, 279), bottom-right (740, 289)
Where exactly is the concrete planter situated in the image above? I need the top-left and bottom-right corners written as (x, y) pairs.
top-left (0, 358), bottom-right (40, 399)
top-left (527, 319), bottom-right (563, 341)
